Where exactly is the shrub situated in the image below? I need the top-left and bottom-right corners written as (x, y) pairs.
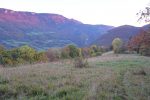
top-left (81, 48), bottom-right (91, 58)
top-left (0, 45), bottom-right (48, 66)
top-left (34, 52), bottom-right (48, 63)
top-left (18, 45), bottom-right (36, 63)
top-left (0, 45), bottom-right (5, 54)
top-left (61, 45), bottom-right (80, 59)
top-left (73, 57), bottom-right (89, 68)
top-left (46, 48), bottom-right (61, 61)
top-left (0, 51), bottom-right (14, 66)
top-left (89, 49), bottom-right (96, 57)
top-left (0, 84), bottom-right (9, 96)
top-left (61, 47), bottom-right (70, 59)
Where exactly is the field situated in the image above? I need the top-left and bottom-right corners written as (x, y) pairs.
top-left (0, 54), bottom-right (150, 100)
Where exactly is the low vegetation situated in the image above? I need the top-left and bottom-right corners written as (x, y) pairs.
top-left (0, 44), bottom-right (103, 67)
top-left (73, 57), bottom-right (89, 68)
top-left (0, 54), bottom-right (149, 100)
top-left (0, 45), bottom-right (48, 66)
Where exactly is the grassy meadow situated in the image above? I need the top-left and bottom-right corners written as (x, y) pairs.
top-left (0, 54), bottom-right (150, 100)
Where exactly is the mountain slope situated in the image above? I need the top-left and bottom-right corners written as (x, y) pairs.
top-left (94, 25), bottom-right (141, 46)
top-left (0, 8), bottom-right (113, 50)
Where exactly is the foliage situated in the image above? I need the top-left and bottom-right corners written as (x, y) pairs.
top-left (0, 45), bottom-right (5, 53)
top-left (90, 45), bottom-right (103, 56)
top-left (73, 57), bottom-right (89, 68)
top-left (68, 45), bottom-right (80, 58)
top-left (112, 38), bottom-right (123, 54)
top-left (128, 30), bottom-right (150, 56)
top-left (81, 47), bottom-right (91, 58)
top-left (46, 48), bottom-right (61, 61)
top-left (18, 45), bottom-right (37, 63)
top-left (0, 44), bottom-right (104, 67)
top-left (137, 7), bottom-right (150, 22)
top-left (34, 52), bottom-right (48, 63)
top-left (61, 46), bottom-right (71, 59)
top-left (61, 45), bottom-right (80, 59)
top-left (0, 45), bottom-right (47, 66)
top-left (81, 45), bottom-right (103, 58)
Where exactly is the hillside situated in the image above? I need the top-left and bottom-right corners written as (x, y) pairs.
top-left (0, 8), bottom-right (113, 50)
top-left (0, 54), bottom-right (150, 99)
top-left (94, 25), bottom-right (141, 46)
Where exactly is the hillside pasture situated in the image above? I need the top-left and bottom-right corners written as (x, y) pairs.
top-left (0, 54), bottom-right (149, 100)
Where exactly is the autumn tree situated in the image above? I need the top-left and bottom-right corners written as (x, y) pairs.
top-left (61, 46), bottom-right (71, 58)
top-left (81, 47), bottom-right (91, 58)
top-left (128, 30), bottom-right (150, 56)
top-left (46, 48), bottom-right (61, 61)
top-left (112, 38), bottom-right (123, 54)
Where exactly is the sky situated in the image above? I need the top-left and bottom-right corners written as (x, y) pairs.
top-left (0, 0), bottom-right (149, 27)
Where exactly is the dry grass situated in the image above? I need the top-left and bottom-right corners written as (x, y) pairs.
top-left (0, 54), bottom-right (150, 100)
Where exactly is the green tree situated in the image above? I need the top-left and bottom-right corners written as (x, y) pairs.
top-left (68, 45), bottom-right (80, 58)
top-left (18, 45), bottom-right (36, 63)
top-left (0, 50), bottom-right (13, 66)
top-left (34, 52), bottom-right (48, 62)
top-left (112, 38), bottom-right (123, 54)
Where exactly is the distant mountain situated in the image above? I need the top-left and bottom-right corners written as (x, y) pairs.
top-left (93, 25), bottom-right (142, 46)
top-left (0, 8), bottom-right (113, 50)
top-left (142, 24), bottom-right (150, 30)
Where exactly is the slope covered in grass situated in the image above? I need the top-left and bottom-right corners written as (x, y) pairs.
top-left (0, 54), bottom-right (149, 100)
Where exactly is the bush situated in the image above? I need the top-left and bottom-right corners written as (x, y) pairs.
top-left (81, 48), bottom-right (91, 58)
top-left (0, 45), bottom-right (5, 53)
top-left (46, 48), bottom-right (61, 61)
top-left (61, 48), bottom-right (70, 59)
top-left (61, 45), bottom-right (81, 59)
top-left (18, 45), bottom-right (37, 63)
top-left (73, 57), bottom-right (89, 68)
top-left (0, 45), bottom-right (48, 66)
top-left (34, 52), bottom-right (48, 63)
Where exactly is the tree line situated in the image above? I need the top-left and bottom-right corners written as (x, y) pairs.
top-left (0, 29), bottom-right (149, 67)
top-left (111, 29), bottom-right (150, 56)
top-left (0, 44), bottom-right (103, 67)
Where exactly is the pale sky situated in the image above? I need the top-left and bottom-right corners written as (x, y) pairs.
top-left (0, 0), bottom-right (149, 26)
